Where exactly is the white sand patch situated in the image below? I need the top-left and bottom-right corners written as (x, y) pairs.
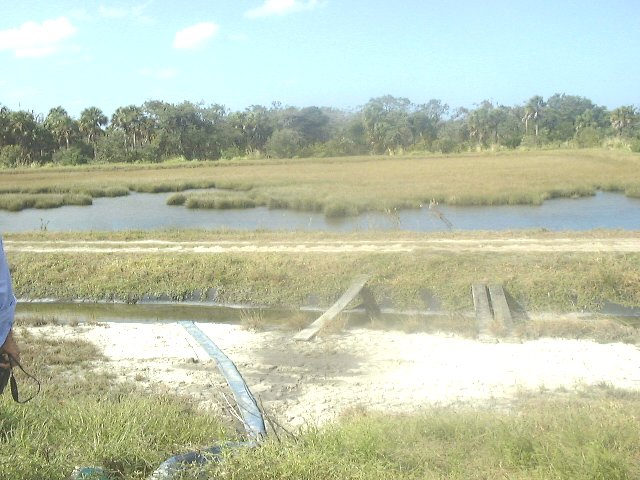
top-left (30, 322), bottom-right (640, 429)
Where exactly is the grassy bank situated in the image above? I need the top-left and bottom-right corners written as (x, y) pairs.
top-left (2, 149), bottom-right (640, 214)
top-left (5, 231), bottom-right (640, 314)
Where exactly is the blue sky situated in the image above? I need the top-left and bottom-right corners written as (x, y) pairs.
top-left (1, 0), bottom-right (639, 118)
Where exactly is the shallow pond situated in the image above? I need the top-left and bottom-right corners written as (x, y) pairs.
top-left (1, 191), bottom-right (638, 233)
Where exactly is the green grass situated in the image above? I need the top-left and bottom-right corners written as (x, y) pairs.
top-left (0, 329), bottom-right (226, 480)
top-left (187, 388), bottom-right (640, 480)
top-left (2, 149), bottom-right (640, 214)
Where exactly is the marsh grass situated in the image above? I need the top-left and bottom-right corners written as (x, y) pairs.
top-left (3, 149), bottom-right (640, 214)
top-left (625, 185), bottom-right (640, 198)
top-left (166, 192), bottom-right (186, 205)
top-left (239, 308), bottom-right (266, 331)
top-left (0, 328), bottom-right (227, 480)
top-left (0, 193), bottom-right (92, 211)
top-left (185, 192), bottom-right (257, 209)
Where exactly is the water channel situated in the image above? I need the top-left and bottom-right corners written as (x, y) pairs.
top-left (0, 190), bottom-right (638, 233)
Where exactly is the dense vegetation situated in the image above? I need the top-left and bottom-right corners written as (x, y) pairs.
top-left (1, 94), bottom-right (638, 166)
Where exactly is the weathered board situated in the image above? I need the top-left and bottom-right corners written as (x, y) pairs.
top-left (488, 283), bottom-right (513, 332)
top-left (294, 274), bottom-right (370, 341)
top-left (472, 283), bottom-right (493, 337)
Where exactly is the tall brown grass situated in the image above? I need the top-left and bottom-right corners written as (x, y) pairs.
top-left (2, 149), bottom-right (640, 214)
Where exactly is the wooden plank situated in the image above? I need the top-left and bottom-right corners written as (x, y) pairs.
top-left (359, 286), bottom-right (381, 321)
top-left (488, 284), bottom-right (513, 332)
top-left (472, 283), bottom-right (492, 338)
top-left (294, 274), bottom-right (370, 341)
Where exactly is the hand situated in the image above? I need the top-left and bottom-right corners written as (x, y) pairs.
top-left (0, 329), bottom-right (20, 368)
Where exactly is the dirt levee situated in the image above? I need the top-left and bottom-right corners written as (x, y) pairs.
top-left (6, 236), bottom-right (640, 254)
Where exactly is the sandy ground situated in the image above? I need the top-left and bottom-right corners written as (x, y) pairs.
top-left (32, 321), bottom-right (640, 430)
top-left (5, 236), bottom-right (640, 254)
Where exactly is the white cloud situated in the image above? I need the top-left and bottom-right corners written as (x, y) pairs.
top-left (245, 0), bottom-right (323, 18)
top-left (98, 2), bottom-right (154, 23)
top-left (0, 17), bottom-right (77, 58)
top-left (140, 67), bottom-right (178, 79)
top-left (173, 22), bottom-right (219, 50)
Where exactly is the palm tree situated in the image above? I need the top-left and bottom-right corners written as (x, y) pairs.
top-left (522, 95), bottom-right (544, 136)
top-left (7, 110), bottom-right (39, 165)
top-left (44, 106), bottom-right (77, 150)
top-left (79, 107), bottom-right (108, 158)
top-left (610, 106), bottom-right (637, 137)
top-left (111, 105), bottom-right (144, 152)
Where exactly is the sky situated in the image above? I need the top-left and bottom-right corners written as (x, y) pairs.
top-left (0, 0), bottom-right (639, 119)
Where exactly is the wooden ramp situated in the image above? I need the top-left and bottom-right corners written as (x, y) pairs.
top-left (487, 283), bottom-right (513, 332)
top-left (294, 274), bottom-right (373, 341)
top-left (472, 283), bottom-right (514, 339)
top-left (472, 283), bottom-right (493, 338)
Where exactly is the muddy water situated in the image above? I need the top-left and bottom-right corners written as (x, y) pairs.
top-left (1, 191), bottom-right (638, 233)
top-left (15, 302), bottom-right (302, 325)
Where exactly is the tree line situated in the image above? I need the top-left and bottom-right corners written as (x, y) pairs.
top-left (0, 94), bottom-right (638, 166)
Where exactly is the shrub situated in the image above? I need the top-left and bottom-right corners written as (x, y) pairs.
top-left (0, 145), bottom-right (24, 167)
top-left (574, 127), bottom-right (603, 148)
top-left (266, 129), bottom-right (302, 158)
top-left (52, 145), bottom-right (92, 166)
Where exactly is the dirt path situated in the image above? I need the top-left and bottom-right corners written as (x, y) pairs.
top-left (31, 322), bottom-right (640, 429)
top-left (6, 237), bottom-right (640, 254)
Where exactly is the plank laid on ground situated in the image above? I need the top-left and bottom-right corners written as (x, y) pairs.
top-left (472, 283), bottom-right (493, 338)
top-left (294, 274), bottom-right (370, 341)
top-left (488, 283), bottom-right (513, 333)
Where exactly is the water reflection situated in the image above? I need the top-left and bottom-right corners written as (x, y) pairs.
top-left (0, 191), bottom-right (637, 232)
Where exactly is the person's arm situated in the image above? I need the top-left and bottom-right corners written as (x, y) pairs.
top-left (0, 238), bottom-right (19, 367)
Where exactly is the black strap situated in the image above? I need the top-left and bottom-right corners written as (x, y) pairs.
top-left (0, 354), bottom-right (41, 404)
